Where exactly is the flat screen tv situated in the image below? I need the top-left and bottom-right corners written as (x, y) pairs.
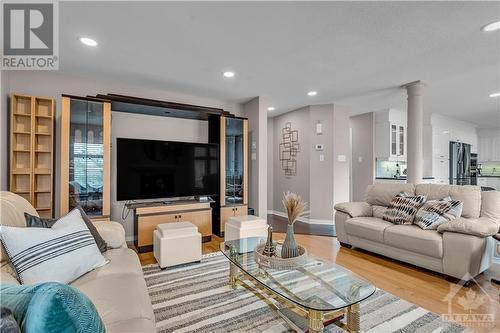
top-left (116, 138), bottom-right (219, 201)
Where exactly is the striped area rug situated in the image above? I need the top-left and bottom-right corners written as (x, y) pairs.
top-left (142, 253), bottom-right (471, 333)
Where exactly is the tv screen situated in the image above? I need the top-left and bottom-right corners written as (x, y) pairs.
top-left (116, 138), bottom-right (219, 201)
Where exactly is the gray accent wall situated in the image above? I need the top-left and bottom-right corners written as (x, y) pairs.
top-left (2, 71), bottom-right (242, 239)
top-left (270, 104), bottom-right (350, 222)
top-left (350, 112), bottom-right (375, 201)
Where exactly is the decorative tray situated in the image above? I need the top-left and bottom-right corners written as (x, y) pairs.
top-left (253, 242), bottom-right (308, 270)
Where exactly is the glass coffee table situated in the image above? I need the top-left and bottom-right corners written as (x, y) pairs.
top-left (221, 238), bottom-right (376, 333)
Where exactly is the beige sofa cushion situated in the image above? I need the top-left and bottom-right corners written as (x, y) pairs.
top-left (72, 274), bottom-right (156, 332)
top-left (0, 192), bottom-right (38, 265)
top-left (480, 191), bottom-right (500, 223)
top-left (334, 202), bottom-right (372, 218)
top-left (345, 217), bottom-right (393, 243)
top-left (437, 217), bottom-right (499, 237)
top-left (372, 205), bottom-right (387, 218)
top-left (365, 183), bottom-right (415, 207)
top-left (384, 225), bottom-right (443, 258)
top-left (415, 184), bottom-right (481, 218)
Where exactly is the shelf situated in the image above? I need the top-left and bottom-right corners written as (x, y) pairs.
top-left (35, 132), bottom-right (51, 136)
top-left (35, 150), bottom-right (51, 153)
top-left (13, 190), bottom-right (30, 194)
top-left (13, 113), bottom-right (31, 117)
top-left (35, 114), bottom-right (52, 119)
top-left (13, 149), bottom-right (30, 152)
top-left (36, 207), bottom-right (52, 211)
top-left (34, 168), bottom-right (51, 174)
top-left (35, 190), bottom-right (51, 193)
top-left (13, 131), bottom-right (31, 135)
top-left (12, 169), bottom-right (30, 174)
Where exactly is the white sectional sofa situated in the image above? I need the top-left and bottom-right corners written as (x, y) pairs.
top-left (0, 191), bottom-right (156, 333)
top-left (334, 183), bottom-right (500, 282)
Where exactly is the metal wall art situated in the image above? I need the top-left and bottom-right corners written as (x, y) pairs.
top-left (279, 122), bottom-right (300, 176)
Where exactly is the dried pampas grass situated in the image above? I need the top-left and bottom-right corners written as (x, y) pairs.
top-left (282, 192), bottom-right (308, 225)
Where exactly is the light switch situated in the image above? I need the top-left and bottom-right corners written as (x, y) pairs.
top-left (319, 154), bottom-right (325, 162)
top-left (337, 155), bottom-right (347, 162)
top-left (251, 141), bottom-right (257, 149)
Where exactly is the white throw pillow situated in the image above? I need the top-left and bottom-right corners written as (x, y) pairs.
top-left (0, 209), bottom-right (108, 284)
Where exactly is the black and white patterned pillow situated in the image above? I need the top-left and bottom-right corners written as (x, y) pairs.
top-left (0, 209), bottom-right (107, 284)
top-left (383, 192), bottom-right (427, 225)
top-left (414, 198), bottom-right (463, 230)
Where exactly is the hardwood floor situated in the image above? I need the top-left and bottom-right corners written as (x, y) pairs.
top-left (134, 234), bottom-right (499, 332)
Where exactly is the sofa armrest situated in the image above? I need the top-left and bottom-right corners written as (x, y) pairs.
top-left (334, 202), bottom-right (372, 218)
top-left (437, 217), bottom-right (499, 238)
top-left (93, 221), bottom-right (126, 249)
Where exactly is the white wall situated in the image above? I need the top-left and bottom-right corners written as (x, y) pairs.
top-left (272, 107), bottom-right (311, 212)
top-left (243, 97), bottom-right (267, 218)
top-left (350, 112), bottom-right (375, 201)
top-left (267, 117), bottom-right (274, 211)
top-left (270, 104), bottom-right (350, 223)
top-left (332, 105), bottom-right (351, 207)
top-left (3, 71), bottom-right (242, 239)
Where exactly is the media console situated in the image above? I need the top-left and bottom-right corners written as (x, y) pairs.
top-left (130, 199), bottom-right (213, 253)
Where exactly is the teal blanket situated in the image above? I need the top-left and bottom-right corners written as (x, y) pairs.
top-left (0, 282), bottom-right (105, 333)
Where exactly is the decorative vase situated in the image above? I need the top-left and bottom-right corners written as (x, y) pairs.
top-left (262, 226), bottom-right (276, 257)
top-left (281, 224), bottom-right (299, 258)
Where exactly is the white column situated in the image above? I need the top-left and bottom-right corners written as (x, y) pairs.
top-left (404, 81), bottom-right (424, 184)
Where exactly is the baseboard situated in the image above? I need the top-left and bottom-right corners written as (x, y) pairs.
top-left (267, 210), bottom-right (334, 225)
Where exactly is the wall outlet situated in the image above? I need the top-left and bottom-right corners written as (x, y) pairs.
top-left (315, 144), bottom-right (324, 151)
top-left (337, 155), bottom-right (347, 162)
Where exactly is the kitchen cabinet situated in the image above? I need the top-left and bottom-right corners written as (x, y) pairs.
top-left (477, 177), bottom-right (500, 190)
top-left (376, 122), bottom-right (406, 160)
top-left (432, 157), bottom-right (449, 181)
top-left (478, 136), bottom-right (500, 162)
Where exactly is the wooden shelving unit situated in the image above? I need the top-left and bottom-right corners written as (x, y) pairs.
top-left (9, 94), bottom-right (55, 218)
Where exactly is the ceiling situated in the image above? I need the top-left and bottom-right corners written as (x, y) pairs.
top-left (59, 2), bottom-right (500, 127)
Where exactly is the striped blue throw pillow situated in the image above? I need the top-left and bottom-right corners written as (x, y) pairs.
top-left (0, 209), bottom-right (107, 284)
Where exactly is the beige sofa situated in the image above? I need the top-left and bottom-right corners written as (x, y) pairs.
top-left (334, 184), bottom-right (500, 281)
top-left (0, 192), bottom-right (156, 333)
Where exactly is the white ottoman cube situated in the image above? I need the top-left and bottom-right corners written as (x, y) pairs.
top-left (225, 215), bottom-right (269, 242)
top-left (153, 222), bottom-right (202, 268)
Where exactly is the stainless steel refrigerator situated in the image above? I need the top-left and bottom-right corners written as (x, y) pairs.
top-left (449, 141), bottom-right (471, 185)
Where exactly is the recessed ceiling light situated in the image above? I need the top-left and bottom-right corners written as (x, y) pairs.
top-left (307, 91), bottom-right (317, 96)
top-left (267, 107), bottom-right (275, 111)
top-left (489, 92), bottom-right (500, 98)
top-left (79, 37), bottom-right (98, 47)
top-left (223, 71), bottom-right (235, 78)
top-left (481, 20), bottom-right (500, 32)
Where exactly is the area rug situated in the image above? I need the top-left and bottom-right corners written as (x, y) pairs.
top-left (142, 253), bottom-right (471, 333)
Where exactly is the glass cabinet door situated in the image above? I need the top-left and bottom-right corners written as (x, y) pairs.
top-left (225, 118), bottom-right (244, 205)
top-left (68, 99), bottom-right (104, 216)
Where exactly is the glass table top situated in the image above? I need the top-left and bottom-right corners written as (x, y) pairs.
top-left (221, 237), bottom-right (376, 312)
